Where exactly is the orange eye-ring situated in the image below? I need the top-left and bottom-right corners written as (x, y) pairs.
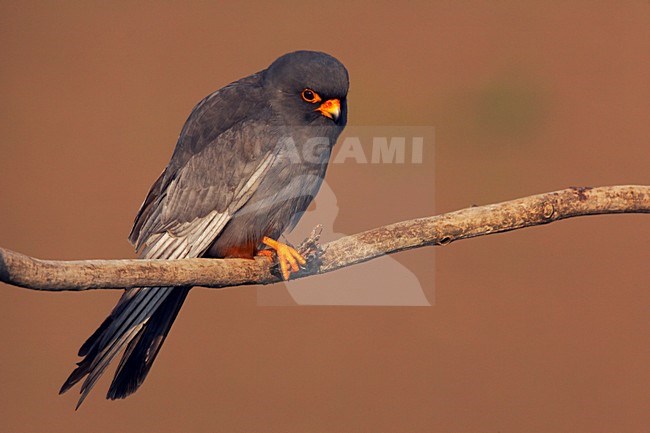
top-left (301, 88), bottom-right (321, 103)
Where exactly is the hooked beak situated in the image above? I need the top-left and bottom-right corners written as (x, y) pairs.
top-left (315, 99), bottom-right (341, 122)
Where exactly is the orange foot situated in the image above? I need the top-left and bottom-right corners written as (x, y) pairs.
top-left (259, 236), bottom-right (307, 280)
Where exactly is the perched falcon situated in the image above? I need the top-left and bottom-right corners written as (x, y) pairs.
top-left (60, 51), bottom-right (349, 407)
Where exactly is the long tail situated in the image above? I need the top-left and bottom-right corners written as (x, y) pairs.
top-left (60, 286), bottom-right (189, 408)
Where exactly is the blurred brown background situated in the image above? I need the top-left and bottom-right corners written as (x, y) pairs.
top-left (1, 1), bottom-right (649, 432)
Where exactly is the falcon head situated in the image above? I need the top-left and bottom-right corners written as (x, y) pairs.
top-left (264, 51), bottom-right (349, 128)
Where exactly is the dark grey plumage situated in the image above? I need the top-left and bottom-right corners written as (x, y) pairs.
top-left (60, 51), bottom-right (349, 407)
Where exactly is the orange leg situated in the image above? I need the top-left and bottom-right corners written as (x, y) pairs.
top-left (259, 236), bottom-right (307, 280)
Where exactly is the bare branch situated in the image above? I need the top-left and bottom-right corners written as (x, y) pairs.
top-left (1, 185), bottom-right (648, 292)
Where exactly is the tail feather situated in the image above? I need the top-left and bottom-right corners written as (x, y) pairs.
top-left (78, 316), bottom-right (112, 357)
top-left (74, 322), bottom-right (147, 409)
top-left (108, 287), bottom-right (190, 399)
top-left (76, 288), bottom-right (145, 357)
top-left (59, 286), bottom-right (179, 408)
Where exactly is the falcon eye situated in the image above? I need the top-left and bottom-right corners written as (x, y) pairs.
top-left (301, 88), bottom-right (321, 104)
